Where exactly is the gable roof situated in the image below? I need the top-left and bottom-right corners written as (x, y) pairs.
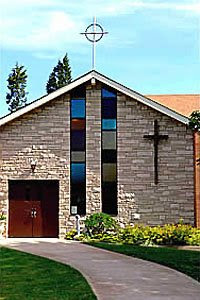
top-left (146, 94), bottom-right (200, 117)
top-left (0, 70), bottom-right (189, 127)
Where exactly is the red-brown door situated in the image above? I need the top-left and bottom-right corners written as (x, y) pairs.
top-left (9, 180), bottom-right (59, 237)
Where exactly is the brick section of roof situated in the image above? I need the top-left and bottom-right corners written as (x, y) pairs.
top-left (146, 94), bottom-right (200, 117)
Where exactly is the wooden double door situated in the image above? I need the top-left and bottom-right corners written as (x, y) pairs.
top-left (9, 180), bottom-right (59, 238)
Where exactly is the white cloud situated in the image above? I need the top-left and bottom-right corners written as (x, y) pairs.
top-left (0, 0), bottom-right (199, 53)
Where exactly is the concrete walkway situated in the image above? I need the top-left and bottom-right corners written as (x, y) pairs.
top-left (1, 238), bottom-right (200, 300)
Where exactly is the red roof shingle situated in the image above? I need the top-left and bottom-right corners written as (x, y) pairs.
top-left (146, 94), bottom-right (200, 117)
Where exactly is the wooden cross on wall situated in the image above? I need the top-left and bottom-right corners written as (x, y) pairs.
top-left (143, 120), bottom-right (168, 184)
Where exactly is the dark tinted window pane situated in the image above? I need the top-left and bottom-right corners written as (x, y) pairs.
top-left (71, 163), bottom-right (85, 183)
top-left (71, 151), bottom-right (85, 162)
top-left (102, 88), bottom-right (116, 98)
top-left (71, 85), bottom-right (86, 99)
top-left (71, 100), bottom-right (85, 118)
top-left (71, 131), bottom-right (85, 150)
top-left (102, 99), bottom-right (117, 118)
top-left (102, 150), bottom-right (117, 163)
top-left (71, 182), bottom-right (86, 215)
top-left (102, 119), bottom-right (116, 130)
top-left (102, 183), bottom-right (117, 215)
top-left (71, 119), bottom-right (85, 130)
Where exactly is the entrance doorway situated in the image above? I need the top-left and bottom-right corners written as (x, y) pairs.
top-left (8, 180), bottom-right (59, 237)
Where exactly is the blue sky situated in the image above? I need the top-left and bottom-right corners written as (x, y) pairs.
top-left (0, 0), bottom-right (199, 117)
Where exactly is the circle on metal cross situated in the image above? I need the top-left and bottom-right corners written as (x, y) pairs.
top-left (84, 23), bottom-right (104, 43)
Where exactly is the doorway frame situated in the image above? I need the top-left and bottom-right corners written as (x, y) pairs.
top-left (8, 179), bottom-right (59, 238)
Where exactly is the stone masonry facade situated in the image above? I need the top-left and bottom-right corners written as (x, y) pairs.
top-left (0, 81), bottom-right (195, 238)
top-left (117, 92), bottom-right (194, 226)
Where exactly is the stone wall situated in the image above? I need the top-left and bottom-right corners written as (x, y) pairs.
top-left (86, 83), bottom-right (101, 214)
top-left (117, 92), bottom-right (194, 225)
top-left (0, 82), bottom-right (195, 238)
top-left (0, 95), bottom-right (70, 238)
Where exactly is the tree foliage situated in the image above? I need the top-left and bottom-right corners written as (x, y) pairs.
top-left (188, 110), bottom-right (200, 132)
top-left (189, 110), bottom-right (200, 165)
top-left (46, 53), bottom-right (72, 94)
top-left (6, 62), bottom-right (28, 112)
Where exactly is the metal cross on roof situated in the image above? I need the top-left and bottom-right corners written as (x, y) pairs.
top-left (81, 17), bottom-right (108, 70)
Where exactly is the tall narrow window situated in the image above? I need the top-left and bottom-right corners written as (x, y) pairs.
top-left (70, 86), bottom-right (86, 215)
top-left (101, 86), bottom-right (117, 215)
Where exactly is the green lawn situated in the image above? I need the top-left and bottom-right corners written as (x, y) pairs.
top-left (87, 242), bottom-right (200, 282)
top-left (0, 247), bottom-right (96, 300)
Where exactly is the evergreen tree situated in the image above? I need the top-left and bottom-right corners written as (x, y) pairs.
top-left (46, 53), bottom-right (72, 94)
top-left (57, 60), bottom-right (65, 88)
top-left (6, 62), bottom-right (28, 112)
top-left (46, 67), bottom-right (57, 94)
top-left (62, 54), bottom-right (72, 84)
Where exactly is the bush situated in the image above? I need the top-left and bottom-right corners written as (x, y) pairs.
top-left (149, 224), bottom-right (194, 246)
top-left (120, 225), bottom-right (148, 245)
top-left (119, 223), bottom-right (200, 246)
top-left (185, 230), bottom-right (200, 246)
top-left (66, 214), bottom-right (200, 246)
top-left (66, 229), bottom-right (77, 240)
top-left (84, 213), bottom-right (118, 237)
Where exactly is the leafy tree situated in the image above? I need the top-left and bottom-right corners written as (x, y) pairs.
top-left (189, 110), bottom-right (200, 165)
top-left (46, 53), bottom-right (72, 94)
top-left (189, 110), bottom-right (200, 132)
top-left (6, 62), bottom-right (28, 112)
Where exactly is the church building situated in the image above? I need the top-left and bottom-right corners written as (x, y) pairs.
top-left (0, 70), bottom-right (199, 238)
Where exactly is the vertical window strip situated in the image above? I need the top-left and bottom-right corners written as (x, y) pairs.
top-left (101, 86), bottom-right (118, 215)
top-left (70, 87), bottom-right (86, 215)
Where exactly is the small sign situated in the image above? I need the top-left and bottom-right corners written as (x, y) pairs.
top-left (71, 206), bottom-right (77, 215)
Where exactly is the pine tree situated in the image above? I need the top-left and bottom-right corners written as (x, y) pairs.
top-left (57, 60), bottom-right (65, 88)
top-left (46, 67), bottom-right (57, 94)
top-left (46, 53), bottom-right (72, 94)
top-left (6, 62), bottom-right (28, 112)
top-left (62, 54), bottom-right (72, 84)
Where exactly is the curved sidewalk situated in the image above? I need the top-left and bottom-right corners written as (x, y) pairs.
top-left (1, 238), bottom-right (200, 300)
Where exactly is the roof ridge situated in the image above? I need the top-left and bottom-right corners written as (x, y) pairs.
top-left (0, 70), bottom-right (189, 127)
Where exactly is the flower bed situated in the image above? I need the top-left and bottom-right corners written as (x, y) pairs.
top-left (66, 213), bottom-right (200, 246)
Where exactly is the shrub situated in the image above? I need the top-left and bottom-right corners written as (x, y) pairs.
top-left (185, 230), bottom-right (200, 246)
top-left (66, 229), bottom-right (77, 240)
top-left (149, 224), bottom-right (194, 246)
top-left (66, 215), bottom-right (200, 246)
top-left (111, 223), bottom-right (199, 246)
top-left (120, 225), bottom-right (148, 245)
top-left (0, 213), bottom-right (6, 221)
top-left (84, 213), bottom-right (118, 237)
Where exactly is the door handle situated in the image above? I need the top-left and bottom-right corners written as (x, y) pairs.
top-left (33, 210), bottom-right (37, 218)
top-left (31, 209), bottom-right (37, 218)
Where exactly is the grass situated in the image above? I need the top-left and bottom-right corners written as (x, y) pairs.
top-left (87, 242), bottom-right (200, 282)
top-left (0, 247), bottom-right (96, 300)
